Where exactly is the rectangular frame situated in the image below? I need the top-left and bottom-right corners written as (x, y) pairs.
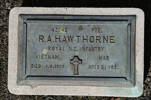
top-left (17, 14), bottom-right (136, 87)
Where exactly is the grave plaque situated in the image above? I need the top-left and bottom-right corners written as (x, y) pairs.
top-left (8, 8), bottom-right (144, 97)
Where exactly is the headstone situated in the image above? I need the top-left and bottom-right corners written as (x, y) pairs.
top-left (8, 7), bottom-right (144, 97)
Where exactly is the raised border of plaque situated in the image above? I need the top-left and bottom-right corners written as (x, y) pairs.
top-left (8, 7), bottom-right (144, 97)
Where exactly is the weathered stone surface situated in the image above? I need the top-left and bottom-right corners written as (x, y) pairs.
top-left (8, 8), bottom-right (144, 97)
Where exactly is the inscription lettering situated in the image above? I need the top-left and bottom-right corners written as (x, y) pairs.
top-left (39, 35), bottom-right (116, 43)
top-left (27, 23), bottom-right (127, 77)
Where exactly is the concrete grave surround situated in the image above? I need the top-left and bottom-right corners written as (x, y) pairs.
top-left (8, 7), bottom-right (144, 97)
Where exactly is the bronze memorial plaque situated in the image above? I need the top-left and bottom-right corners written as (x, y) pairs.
top-left (17, 15), bottom-right (136, 86)
top-left (8, 8), bottom-right (144, 96)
